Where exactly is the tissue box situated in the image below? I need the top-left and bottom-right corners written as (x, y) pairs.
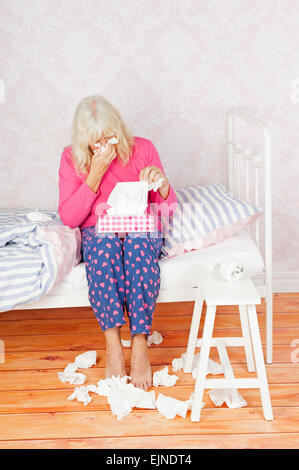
top-left (96, 214), bottom-right (155, 234)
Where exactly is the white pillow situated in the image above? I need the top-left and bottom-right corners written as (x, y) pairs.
top-left (161, 184), bottom-right (262, 258)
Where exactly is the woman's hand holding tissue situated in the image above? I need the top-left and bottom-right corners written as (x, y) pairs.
top-left (140, 165), bottom-right (170, 199)
top-left (86, 144), bottom-right (117, 193)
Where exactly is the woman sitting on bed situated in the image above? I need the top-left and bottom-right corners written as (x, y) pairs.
top-left (58, 95), bottom-right (177, 391)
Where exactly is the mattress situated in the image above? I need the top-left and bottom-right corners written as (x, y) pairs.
top-left (57, 229), bottom-right (264, 293)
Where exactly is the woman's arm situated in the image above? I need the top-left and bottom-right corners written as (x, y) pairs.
top-left (58, 148), bottom-right (100, 228)
top-left (144, 141), bottom-right (178, 217)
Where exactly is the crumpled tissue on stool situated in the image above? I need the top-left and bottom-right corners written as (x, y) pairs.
top-left (156, 392), bottom-right (199, 419)
top-left (147, 330), bottom-right (163, 346)
top-left (208, 388), bottom-right (247, 409)
top-left (57, 350), bottom-right (97, 385)
top-left (153, 366), bottom-right (179, 387)
top-left (218, 257), bottom-right (244, 283)
top-left (172, 351), bottom-right (224, 378)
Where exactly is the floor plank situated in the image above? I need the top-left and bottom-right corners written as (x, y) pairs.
top-left (0, 328), bottom-right (296, 353)
top-left (1, 364), bottom-right (297, 391)
top-left (0, 433), bottom-right (298, 449)
top-left (1, 407), bottom-right (299, 440)
top-left (0, 344), bottom-right (292, 371)
top-left (0, 384), bottom-right (298, 414)
top-left (0, 312), bottom-right (298, 335)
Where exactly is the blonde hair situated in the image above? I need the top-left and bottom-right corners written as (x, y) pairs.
top-left (70, 95), bottom-right (135, 175)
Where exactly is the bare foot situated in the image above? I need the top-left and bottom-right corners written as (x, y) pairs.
top-left (105, 346), bottom-right (126, 379)
top-left (104, 326), bottom-right (126, 379)
top-left (129, 334), bottom-right (152, 390)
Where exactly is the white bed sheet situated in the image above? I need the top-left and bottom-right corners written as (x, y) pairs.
top-left (59, 229), bottom-right (264, 292)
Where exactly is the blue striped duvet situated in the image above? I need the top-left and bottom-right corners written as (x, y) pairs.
top-left (0, 210), bottom-right (64, 313)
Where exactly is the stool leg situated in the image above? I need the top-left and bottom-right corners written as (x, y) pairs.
top-left (247, 304), bottom-right (273, 420)
top-left (184, 296), bottom-right (204, 373)
top-left (191, 304), bottom-right (216, 422)
top-left (239, 305), bottom-right (255, 372)
top-left (266, 292), bottom-right (273, 364)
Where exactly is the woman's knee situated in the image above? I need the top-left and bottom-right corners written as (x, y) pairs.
top-left (82, 233), bottom-right (123, 262)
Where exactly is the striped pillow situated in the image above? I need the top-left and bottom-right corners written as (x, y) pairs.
top-left (160, 184), bottom-right (262, 258)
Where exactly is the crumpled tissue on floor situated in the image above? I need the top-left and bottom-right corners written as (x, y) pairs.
top-left (61, 344), bottom-right (247, 420)
top-left (120, 330), bottom-right (163, 348)
top-left (68, 374), bottom-right (156, 420)
top-left (147, 330), bottom-right (163, 346)
top-left (171, 351), bottom-right (247, 409)
top-left (153, 366), bottom-right (178, 387)
top-left (156, 393), bottom-right (194, 419)
top-left (208, 388), bottom-right (247, 409)
top-left (57, 350), bottom-right (97, 385)
top-left (172, 351), bottom-right (224, 377)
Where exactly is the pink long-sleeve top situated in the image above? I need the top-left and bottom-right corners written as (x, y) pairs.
top-left (58, 137), bottom-right (178, 231)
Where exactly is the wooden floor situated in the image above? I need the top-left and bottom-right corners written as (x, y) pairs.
top-left (0, 293), bottom-right (298, 449)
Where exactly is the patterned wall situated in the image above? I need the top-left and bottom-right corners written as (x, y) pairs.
top-left (0, 0), bottom-right (298, 272)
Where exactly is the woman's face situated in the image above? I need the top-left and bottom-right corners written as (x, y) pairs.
top-left (89, 134), bottom-right (115, 154)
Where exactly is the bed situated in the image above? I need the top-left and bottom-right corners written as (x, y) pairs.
top-left (8, 109), bottom-right (273, 363)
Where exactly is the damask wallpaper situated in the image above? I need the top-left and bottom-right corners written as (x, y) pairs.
top-left (0, 0), bottom-right (298, 273)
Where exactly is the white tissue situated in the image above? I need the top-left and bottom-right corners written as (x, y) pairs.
top-left (172, 352), bottom-right (224, 377)
top-left (218, 257), bottom-right (244, 283)
top-left (133, 389), bottom-right (156, 409)
top-left (89, 375), bottom-right (131, 397)
top-left (27, 209), bottom-right (52, 222)
top-left (147, 330), bottom-right (163, 346)
top-left (105, 177), bottom-right (164, 217)
top-left (121, 331), bottom-right (163, 348)
top-left (191, 354), bottom-right (224, 379)
top-left (208, 388), bottom-right (247, 409)
top-left (153, 366), bottom-right (179, 387)
top-left (57, 363), bottom-right (87, 385)
top-left (94, 137), bottom-right (119, 152)
top-left (148, 177), bottom-right (164, 192)
top-left (88, 375), bottom-right (156, 420)
top-left (57, 350), bottom-right (97, 385)
top-left (107, 388), bottom-right (133, 420)
top-left (156, 392), bottom-right (197, 419)
top-left (68, 385), bottom-right (93, 406)
top-left (106, 181), bottom-right (149, 216)
top-left (74, 350), bottom-right (97, 369)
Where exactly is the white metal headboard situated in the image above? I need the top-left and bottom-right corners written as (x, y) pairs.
top-left (227, 109), bottom-right (273, 363)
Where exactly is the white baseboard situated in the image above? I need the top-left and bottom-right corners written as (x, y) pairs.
top-left (273, 272), bottom-right (299, 293)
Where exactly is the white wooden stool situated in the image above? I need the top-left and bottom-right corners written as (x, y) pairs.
top-left (184, 269), bottom-right (273, 422)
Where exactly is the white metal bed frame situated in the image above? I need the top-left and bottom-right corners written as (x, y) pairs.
top-left (13, 109), bottom-right (273, 364)
top-left (227, 109), bottom-right (272, 363)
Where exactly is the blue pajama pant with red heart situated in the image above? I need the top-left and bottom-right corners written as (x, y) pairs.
top-left (81, 226), bottom-right (163, 337)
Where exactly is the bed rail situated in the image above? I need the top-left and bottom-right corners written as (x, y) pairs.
top-left (227, 109), bottom-right (273, 363)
